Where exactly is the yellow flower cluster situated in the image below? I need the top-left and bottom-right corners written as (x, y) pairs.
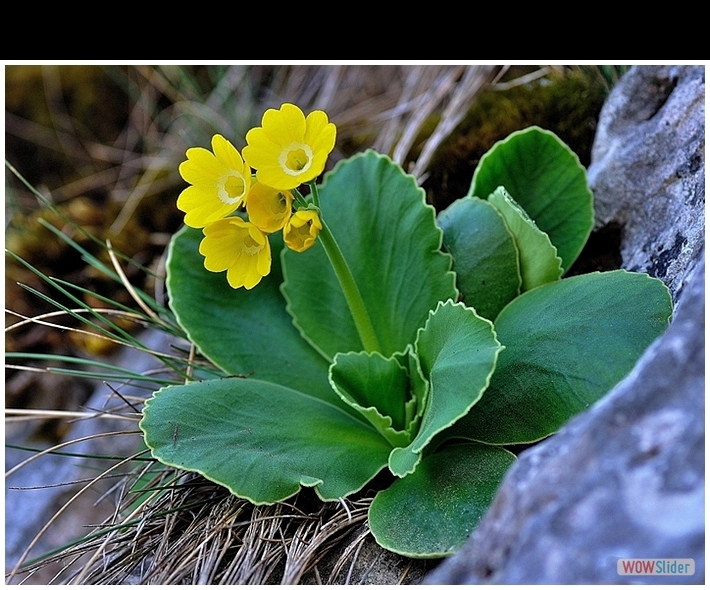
top-left (177, 104), bottom-right (336, 289)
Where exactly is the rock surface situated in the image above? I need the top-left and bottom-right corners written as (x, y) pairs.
top-left (587, 65), bottom-right (704, 302)
top-left (426, 65), bottom-right (705, 584)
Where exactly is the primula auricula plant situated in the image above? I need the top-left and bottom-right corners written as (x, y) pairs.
top-left (140, 103), bottom-right (673, 557)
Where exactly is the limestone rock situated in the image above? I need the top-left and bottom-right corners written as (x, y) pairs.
top-left (587, 65), bottom-right (704, 301)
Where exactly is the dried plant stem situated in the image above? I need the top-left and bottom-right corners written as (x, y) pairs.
top-left (5, 408), bottom-right (138, 422)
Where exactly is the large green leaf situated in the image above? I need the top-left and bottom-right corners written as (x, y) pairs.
top-left (166, 226), bottom-right (340, 408)
top-left (388, 300), bottom-right (503, 476)
top-left (282, 150), bottom-right (457, 359)
top-left (487, 186), bottom-right (563, 291)
top-left (470, 126), bottom-right (594, 273)
top-left (369, 442), bottom-right (516, 557)
top-left (437, 196), bottom-right (521, 320)
top-left (448, 270), bottom-right (673, 445)
top-left (140, 378), bottom-right (392, 504)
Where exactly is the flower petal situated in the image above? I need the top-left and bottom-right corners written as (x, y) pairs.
top-left (305, 111), bottom-right (336, 154)
top-left (212, 134), bottom-right (246, 171)
top-left (261, 103), bottom-right (306, 144)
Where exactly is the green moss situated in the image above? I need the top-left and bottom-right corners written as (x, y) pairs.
top-left (424, 69), bottom-right (614, 212)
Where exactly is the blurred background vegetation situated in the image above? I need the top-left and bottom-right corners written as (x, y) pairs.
top-left (5, 63), bottom-right (629, 583)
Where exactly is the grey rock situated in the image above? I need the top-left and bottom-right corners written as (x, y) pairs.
top-left (426, 65), bottom-right (705, 585)
top-left (587, 65), bottom-right (705, 302)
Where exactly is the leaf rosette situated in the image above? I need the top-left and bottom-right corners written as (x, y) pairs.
top-left (141, 126), bottom-right (673, 558)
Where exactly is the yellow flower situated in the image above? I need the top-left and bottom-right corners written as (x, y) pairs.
top-left (199, 217), bottom-right (271, 290)
top-left (283, 209), bottom-right (322, 253)
top-left (243, 103), bottom-right (336, 191)
top-left (177, 134), bottom-right (252, 228)
top-left (245, 182), bottom-right (294, 234)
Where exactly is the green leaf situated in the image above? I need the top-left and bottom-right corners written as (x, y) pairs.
top-left (403, 346), bottom-right (430, 437)
top-left (282, 150), bottom-right (457, 359)
top-left (140, 379), bottom-right (392, 504)
top-left (470, 126), bottom-right (594, 273)
top-left (329, 350), bottom-right (413, 447)
top-left (388, 300), bottom-right (503, 476)
top-left (488, 186), bottom-right (563, 291)
top-left (448, 270), bottom-right (673, 445)
top-left (166, 226), bottom-right (340, 408)
top-left (369, 442), bottom-right (516, 557)
top-left (437, 196), bottom-right (521, 320)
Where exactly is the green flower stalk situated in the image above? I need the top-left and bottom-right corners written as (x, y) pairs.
top-left (307, 179), bottom-right (381, 353)
top-left (316, 220), bottom-right (382, 354)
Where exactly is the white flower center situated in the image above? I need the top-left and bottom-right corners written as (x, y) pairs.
top-left (218, 173), bottom-right (246, 205)
top-left (279, 143), bottom-right (313, 177)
